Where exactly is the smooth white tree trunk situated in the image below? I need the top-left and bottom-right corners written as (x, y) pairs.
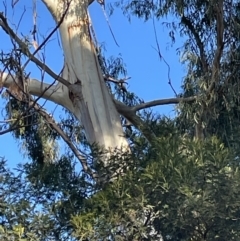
top-left (40, 0), bottom-right (129, 151)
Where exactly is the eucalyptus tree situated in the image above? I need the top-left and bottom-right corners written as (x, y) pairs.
top-left (1, 0), bottom-right (240, 240)
top-left (0, 0), bottom-right (185, 179)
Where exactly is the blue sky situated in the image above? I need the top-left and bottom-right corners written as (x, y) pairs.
top-left (0, 0), bottom-right (185, 168)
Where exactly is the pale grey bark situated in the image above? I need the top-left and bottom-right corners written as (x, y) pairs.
top-left (40, 0), bottom-right (129, 151)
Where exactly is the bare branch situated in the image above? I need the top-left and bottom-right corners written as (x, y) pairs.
top-left (132, 96), bottom-right (197, 112)
top-left (0, 119), bottom-right (38, 135)
top-left (99, 4), bottom-right (119, 47)
top-left (0, 72), bottom-right (72, 110)
top-left (104, 75), bottom-right (131, 84)
top-left (152, 16), bottom-right (177, 96)
top-left (116, 96), bottom-right (197, 142)
top-left (0, 120), bottom-right (37, 136)
top-left (0, 13), bottom-right (69, 86)
top-left (22, 1), bottom-right (71, 71)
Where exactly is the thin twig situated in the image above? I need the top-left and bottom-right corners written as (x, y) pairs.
top-left (22, 1), bottom-right (71, 71)
top-left (0, 13), bottom-right (69, 86)
top-left (100, 4), bottom-right (119, 47)
top-left (152, 16), bottom-right (177, 96)
top-left (0, 121), bottom-right (39, 135)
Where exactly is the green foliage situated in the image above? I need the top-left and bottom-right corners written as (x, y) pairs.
top-left (5, 99), bottom-right (59, 164)
top-left (0, 158), bottom-right (58, 241)
top-left (177, 32), bottom-right (240, 153)
top-left (1, 122), bottom-right (240, 240)
top-left (0, 156), bottom-right (87, 240)
top-left (70, 136), bottom-right (240, 240)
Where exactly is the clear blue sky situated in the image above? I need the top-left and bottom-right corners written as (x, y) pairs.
top-left (0, 0), bottom-right (185, 168)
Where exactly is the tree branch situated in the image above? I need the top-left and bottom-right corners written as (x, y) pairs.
top-left (208, 1), bottom-right (224, 93)
top-left (181, 15), bottom-right (208, 72)
top-left (22, 1), bottom-right (71, 71)
top-left (153, 16), bottom-right (177, 95)
top-left (1, 71), bottom-right (198, 143)
top-left (0, 72), bottom-right (73, 110)
top-left (0, 12), bottom-right (69, 87)
top-left (114, 100), bottom-right (156, 143)
top-left (0, 120), bottom-right (38, 135)
top-left (115, 95), bottom-right (197, 142)
top-left (1, 79), bottom-right (98, 179)
top-left (33, 103), bottom-right (98, 180)
top-left (132, 96), bottom-right (197, 112)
